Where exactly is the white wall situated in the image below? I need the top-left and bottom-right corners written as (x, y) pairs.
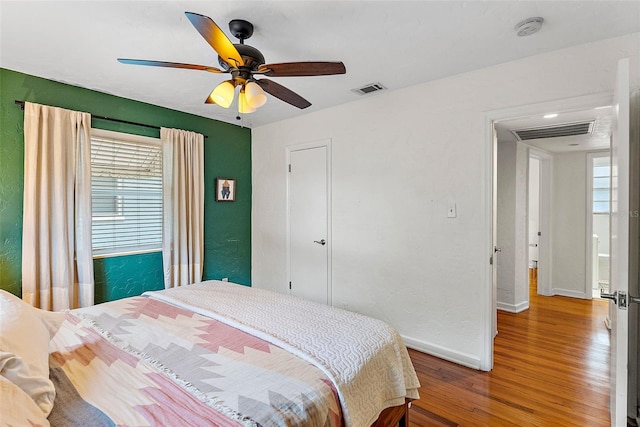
top-left (497, 141), bottom-right (516, 305)
top-left (496, 140), bottom-right (529, 312)
top-left (251, 34), bottom-right (640, 368)
top-left (552, 152), bottom-right (589, 298)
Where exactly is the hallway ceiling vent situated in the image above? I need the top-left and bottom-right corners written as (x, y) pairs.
top-left (351, 82), bottom-right (387, 95)
top-left (510, 120), bottom-right (595, 141)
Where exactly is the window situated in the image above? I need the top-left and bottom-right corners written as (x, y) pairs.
top-left (91, 130), bottom-right (162, 257)
top-left (592, 156), bottom-right (610, 214)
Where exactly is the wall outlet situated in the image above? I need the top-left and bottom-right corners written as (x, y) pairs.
top-left (221, 277), bottom-right (228, 282)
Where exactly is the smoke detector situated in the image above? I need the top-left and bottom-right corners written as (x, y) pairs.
top-left (514, 17), bottom-right (544, 37)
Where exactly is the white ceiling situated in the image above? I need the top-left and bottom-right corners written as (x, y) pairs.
top-left (1, 1), bottom-right (639, 128)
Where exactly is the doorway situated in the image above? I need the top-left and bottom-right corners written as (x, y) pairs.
top-left (485, 71), bottom-right (637, 425)
top-left (494, 103), bottom-right (613, 306)
top-left (482, 93), bottom-right (614, 372)
top-left (286, 140), bottom-right (332, 305)
top-left (528, 156), bottom-right (540, 291)
top-left (587, 152), bottom-right (612, 299)
top-left (528, 149), bottom-right (552, 297)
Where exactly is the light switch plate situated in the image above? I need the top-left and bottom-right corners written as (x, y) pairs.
top-left (448, 203), bottom-right (457, 218)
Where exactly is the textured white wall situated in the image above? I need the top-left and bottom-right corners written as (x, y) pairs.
top-left (251, 34), bottom-right (640, 368)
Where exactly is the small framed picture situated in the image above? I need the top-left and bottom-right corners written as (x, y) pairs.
top-left (215, 178), bottom-right (236, 202)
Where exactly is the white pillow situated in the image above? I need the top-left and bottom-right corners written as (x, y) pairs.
top-left (0, 290), bottom-right (65, 416)
top-left (0, 374), bottom-right (50, 427)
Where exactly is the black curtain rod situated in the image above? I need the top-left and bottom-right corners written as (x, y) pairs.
top-left (14, 100), bottom-right (207, 139)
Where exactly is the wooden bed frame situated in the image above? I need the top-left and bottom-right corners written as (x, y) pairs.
top-left (371, 400), bottom-right (411, 427)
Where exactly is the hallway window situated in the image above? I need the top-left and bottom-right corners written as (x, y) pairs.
top-left (592, 157), bottom-right (610, 214)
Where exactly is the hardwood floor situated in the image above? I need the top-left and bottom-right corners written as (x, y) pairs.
top-left (408, 287), bottom-right (610, 426)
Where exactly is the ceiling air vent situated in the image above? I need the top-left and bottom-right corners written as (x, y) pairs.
top-left (351, 82), bottom-right (387, 95)
top-left (510, 120), bottom-right (595, 141)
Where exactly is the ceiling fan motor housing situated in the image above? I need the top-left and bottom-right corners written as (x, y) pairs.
top-left (218, 43), bottom-right (265, 72)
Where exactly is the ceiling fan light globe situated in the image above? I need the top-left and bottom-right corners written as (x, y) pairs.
top-left (238, 91), bottom-right (256, 114)
top-left (211, 80), bottom-right (235, 108)
top-left (245, 81), bottom-right (267, 108)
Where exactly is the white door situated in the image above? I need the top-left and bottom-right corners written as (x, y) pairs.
top-left (491, 124), bottom-right (498, 343)
top-left (528, 156), bottom-right (540, 268)
top-left (533, 150), bottom-right (553, 297)
top-left (288, 143), bottom-right (330, 305)
top-left (608, 57), bottom-right (630, 427)
top-left (628, 89), bottom-right (640, 427)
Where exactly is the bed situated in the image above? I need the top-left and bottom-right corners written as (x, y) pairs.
top-left (0, 281), bottom-right (420, 427)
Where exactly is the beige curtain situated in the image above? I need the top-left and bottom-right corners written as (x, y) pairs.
top-left (22, 102), bottom-right (94, 310)
top-left (161, 128), bottom-right (204, 288)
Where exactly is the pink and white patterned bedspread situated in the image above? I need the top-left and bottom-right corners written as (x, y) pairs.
top-left (49, 296), bottom-right (343, 427)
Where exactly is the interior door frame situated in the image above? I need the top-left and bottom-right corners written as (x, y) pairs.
top-left (610, 57), bottom-right (631, 426)
top-left (481, 92), bottom-right (613, 371)
top-left (528, 148), bottom-right (553, 297)
top-left (285, 139), bottom-right (333, 304)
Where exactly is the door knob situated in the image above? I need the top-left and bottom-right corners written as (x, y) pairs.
top-left (494, 247), bottom-right (502, 253)
top-left (600, 290), bottom-right (639, 310)
top-left (600, 290), bottom-right (618, 303)
top-left (314, 239), bottom-right (326, 245)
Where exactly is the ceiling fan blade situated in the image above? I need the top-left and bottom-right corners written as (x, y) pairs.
top-left (118, 58), bottom-right (225, 73)
top-left (257, 61), bottom-right (346, 77)
top-left (256, 79), bottom-right (311, 109)
top-left (185, 12), bottom-right (244, 68)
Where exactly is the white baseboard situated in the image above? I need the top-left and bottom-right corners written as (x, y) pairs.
top-left (401, 335), bottom-right (481, 370)
top-left (552, 288), bottom-right (589, 299)
top-left (496, 300), bottom-right (529, 313)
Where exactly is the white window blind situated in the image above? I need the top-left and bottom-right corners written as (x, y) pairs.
top-left (90, 131), bottom-right (162, 257)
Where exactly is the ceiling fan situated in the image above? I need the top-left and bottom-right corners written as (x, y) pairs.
top-left (118, 12), bottom-right (346, 113)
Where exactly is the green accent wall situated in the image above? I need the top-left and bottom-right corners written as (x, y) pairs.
top-left (94, 253), bottom-right (164, 304)
top-left (0, 68), bottom-right (251, 300)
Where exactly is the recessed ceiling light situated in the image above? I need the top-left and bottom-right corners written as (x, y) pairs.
top-left (544, 113), bottom-right (558, 119)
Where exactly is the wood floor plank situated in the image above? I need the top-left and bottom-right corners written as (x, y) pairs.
top-left (408, 288), bottom-right (610, 426)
